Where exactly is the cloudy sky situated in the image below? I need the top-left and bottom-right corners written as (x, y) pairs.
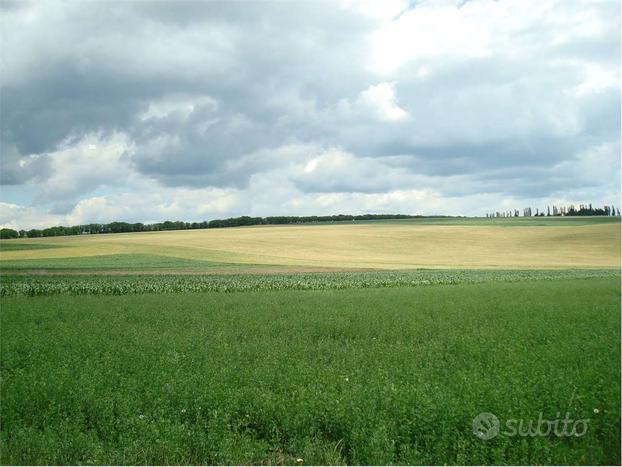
top-left (1, 0), bottom-right (619, 229)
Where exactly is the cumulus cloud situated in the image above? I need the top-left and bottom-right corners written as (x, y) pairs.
top-left (0, 0), bottom-right (619, 228)
top-left (338, 82), bottom-right (410, 122)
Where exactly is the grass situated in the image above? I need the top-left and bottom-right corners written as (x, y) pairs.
top-left (1, 277), bottom-right (620, 465)
top-left (0, 243), bottom-right (66, 252)
top-left (0, 254), bottom-right (244, 272)
top-left (0, 217), bottom-right (620, 270)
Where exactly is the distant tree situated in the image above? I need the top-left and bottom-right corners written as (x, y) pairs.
top-left (0, 228), bottom-right (19, 239)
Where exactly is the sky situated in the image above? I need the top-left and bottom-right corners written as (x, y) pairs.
top-left (0, 0), bottom-right (620, 229)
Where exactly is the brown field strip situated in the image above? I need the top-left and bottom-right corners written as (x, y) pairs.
top-left (1, 222), bottom-right (619, 270)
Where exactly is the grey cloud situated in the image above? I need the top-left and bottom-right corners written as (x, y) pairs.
top-left (0, 144), bottom-right (52, 185)
top-left (1, 0), bottom-right (374, 189)
top-left (48, 200), bottom-right (80, 216)
top-left (290, 153), bottom-right (416, 194)
top-left (128, 104), bottom-right (293, 187)
top-left (0, 0), bottom-right (619, 222)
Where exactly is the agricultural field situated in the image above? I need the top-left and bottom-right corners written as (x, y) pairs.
top-left (1, 277), bottom-right (620, 464)
top-left (1, 217), bottom-right (620, 465)
top-left (0, 216), bottom-right (620, 271)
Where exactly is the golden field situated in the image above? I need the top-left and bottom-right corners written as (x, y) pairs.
top-left (1, 220), bottom-right (620, 270)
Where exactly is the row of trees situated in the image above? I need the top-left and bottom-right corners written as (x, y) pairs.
top-left (486, 204), bottom-right (620, 218)
top-left (0, 214), bottom-right (427, 239)
top-left (0, 228), bottom-right (20, 239)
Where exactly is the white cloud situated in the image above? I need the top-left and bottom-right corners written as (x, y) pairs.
top-left (37, 132), bottom-right (134, 203)
top-left (341, 0), bottom-right (409, 20)
top-left (62, 185), bottom-right (241, 226)
top-left (0, 202), bottom-right (62, 230)
top-left (370, 0), bottom-right (617, 76)
top-left (370, 0), bottom-right (494, 75)
top-left (573, 62), bottom-right (619, 96)
top-left (290, 147), bottom-right (416, 193)
top-left (340, 82), bottom-right (410, 122)
top-left (139, 94), bottom-right (218, 121)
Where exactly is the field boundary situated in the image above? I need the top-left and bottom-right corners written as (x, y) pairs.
top-left (2, 269), bottom-right (619, 297)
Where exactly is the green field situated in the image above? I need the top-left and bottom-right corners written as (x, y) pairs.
top-left (1, 277), bottom-right (620, 465)
top-left (1, 269), bottom-right (619, 296)
top-left (1, 217), bottom-right (620, 465)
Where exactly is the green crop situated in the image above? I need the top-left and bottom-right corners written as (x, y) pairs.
top-left (1, 269), bottom-right (618, 297)
top-left (1, 278), bottom-right (620, 465)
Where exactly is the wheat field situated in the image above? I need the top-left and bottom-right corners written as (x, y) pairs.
top-left (1, 219), bottom-right (619, 270)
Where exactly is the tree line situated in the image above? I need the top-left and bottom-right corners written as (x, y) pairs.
top-left (486, 203), bottom-right (620, 218)
top-left (0, 214), bottom-right (428, 239)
